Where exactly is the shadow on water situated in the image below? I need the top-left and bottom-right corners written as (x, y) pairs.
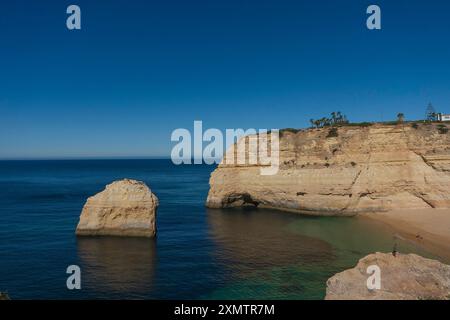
top-left (76, 236), bottom-right (157, 298)
top-left (204, 207), bottom-right (445, 299)
top-left (205, 208), bottom-right (337, 299)
top-left (207, 208), bottom-right (335, 269)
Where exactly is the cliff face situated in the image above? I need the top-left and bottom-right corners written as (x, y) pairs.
top-left (206, 123), bottom-right (450, 214)
top-left (76, 179), bottom-right (158, 237)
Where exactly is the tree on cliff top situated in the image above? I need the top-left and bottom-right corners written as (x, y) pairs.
top-left (310, 111), bottom-right (349, 129)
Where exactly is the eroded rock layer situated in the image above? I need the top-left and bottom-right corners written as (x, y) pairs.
top-left (206, 123), bottom-right (450, 214)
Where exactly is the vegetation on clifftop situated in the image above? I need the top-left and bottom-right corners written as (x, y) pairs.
top-left (310, 111), bottom-right (349, 128)
top-left (280, 103), bottom-right (449, 137)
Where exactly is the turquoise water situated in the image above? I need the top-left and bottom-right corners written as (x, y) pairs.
top-left (0, 160), bottom-right (441, 299)
top-left (204, 209), bottom-right (440, 299)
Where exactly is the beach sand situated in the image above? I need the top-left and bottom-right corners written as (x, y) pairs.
top-left (361, 209), bottom-right (450, 260)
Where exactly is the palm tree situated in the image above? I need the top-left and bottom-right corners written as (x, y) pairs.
top-left (336, 111), bottom-right (342, 123)
top-left (310, 119), bottom-right (315, 128)
top-left (397, 113), bottom-right (405, 123)
top-left (331, 112), bottom-right (337, 124)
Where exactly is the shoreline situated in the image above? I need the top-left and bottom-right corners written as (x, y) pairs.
top-left (360, 208), bottom-right (450, 261)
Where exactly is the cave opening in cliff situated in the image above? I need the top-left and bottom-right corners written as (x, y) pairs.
top-left (224, 193), bottom-right (260, 207)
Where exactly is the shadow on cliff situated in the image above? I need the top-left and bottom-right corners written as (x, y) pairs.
top-left (76, 237), bottom-right (157, 296)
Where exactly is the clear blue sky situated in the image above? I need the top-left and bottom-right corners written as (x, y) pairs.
top-left (1, 0), bottom-right (450, 159)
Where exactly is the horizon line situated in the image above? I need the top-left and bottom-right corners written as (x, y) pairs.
top-left (0, 156), bottom-right (172, 161)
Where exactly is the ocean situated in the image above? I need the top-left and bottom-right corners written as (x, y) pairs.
top-left (0, 159), bottom-right (439, 299)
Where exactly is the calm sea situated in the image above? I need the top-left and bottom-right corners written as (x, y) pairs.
top-left (0, 159), bottom-right (440, 299)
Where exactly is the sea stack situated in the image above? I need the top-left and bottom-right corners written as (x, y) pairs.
top-left (76, 179), bottom-right (158, 238)
top-left (325, 252), bottom-right (450, 300)
top-left (206, 123), bottom-right (450, 214)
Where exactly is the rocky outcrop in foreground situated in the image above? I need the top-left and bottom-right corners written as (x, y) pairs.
top-left (326, 252), bottom-right (450, 300)
top-left (207, 123), bottom-right (450, 214)
top-left (0, 292), bottom-right (10, 300)
top-left (76, 179), bottom-right (158, 238)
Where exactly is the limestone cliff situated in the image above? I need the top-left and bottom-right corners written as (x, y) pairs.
top-left (325, 252), bottom-right (450, 300)
top-left (206, 123), bottom-right (450, 214)
top-left (76, 179), bottom-right (158, 237)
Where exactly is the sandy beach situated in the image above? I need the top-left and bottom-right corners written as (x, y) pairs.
top-left (362, 209), bottom-right (450, 260)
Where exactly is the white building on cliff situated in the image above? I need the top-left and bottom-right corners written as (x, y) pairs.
top-left (437, 113), bottom-right (450, 122)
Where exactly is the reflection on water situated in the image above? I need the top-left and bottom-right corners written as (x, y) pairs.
top-left (207, 208), bottom-right (335, 270)
top-left (73, 209), bottom-right (444, 300)
top-left (77, 237), bottom-right (157, 297)
top-left (204, 208), bottom-right (444, 299)
top-left (206, 208), bottom-right (338, 299)
top-left (3, 160), bottom-right (446, 299)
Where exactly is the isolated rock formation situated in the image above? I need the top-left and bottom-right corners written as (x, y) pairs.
top-left (76, 179), bottom-right (158, 238)
top-left (325, 252), bottom-right (450, 300)
top-left (206, 123), bottom-right (450, 214)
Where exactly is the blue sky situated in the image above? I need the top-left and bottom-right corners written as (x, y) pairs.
top-left (1, 0), bottom-right (450, 159)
